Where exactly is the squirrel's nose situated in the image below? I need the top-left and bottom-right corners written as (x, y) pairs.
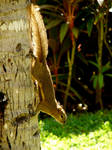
top-left (63, 120), bottom-right (66, 124)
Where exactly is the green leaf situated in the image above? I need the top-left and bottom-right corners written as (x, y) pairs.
top-left (98, 73), bottom-right (104, 89)
top-left (58, 81), bottom-right (82, 100)
top-left (40, 5), bottom-right (60, 12)
top-left (105, 74), bottom-right (112, 77)
top-left (42, 11), bottom-right (63, 19)
top-left (60, 23), bottom-right (69, 43)
top-left (87, 18), bottom-right (94, 37)
top-left (46, 19), bottom-right (63, 29)
top-left (93, 75), bottom-right (98, 89)
top-left (72, 27), bottom-right (79, 39)
top-left (37, 0), bottom-right (47, 5)
top-left (60, 37), bottom-right (71, 55)
top-left (102, 66), bottom-right (111, 73)
top-left (102, 62), bottom-right (112, 73)
top-left (89, 60), bottom-right (99, 68)
top-left (52, 0), bottom-right (63, 5)
top-left (52, 74), bottom-right (68, 81)
top-left (78, 53), bottom-right (88, 65)
top-left (90, 74), bottom-right (95, 81)
top-left (92, 73), bottom-right (104, 89)
top-left (56, 89), bottom-right (76, 101)
top-left (94, 13), bottom-right (103, 25)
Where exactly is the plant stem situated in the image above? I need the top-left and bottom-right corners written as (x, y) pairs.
top-left (64, 42), bottom-right (76, 110)
top-left (104, 12), bottom-right (112, 57)
top-left (96, 18), bottom-right (104, 109)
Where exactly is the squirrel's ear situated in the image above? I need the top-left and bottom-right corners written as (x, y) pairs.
top-left (30, 4), bottom-right (48, 62)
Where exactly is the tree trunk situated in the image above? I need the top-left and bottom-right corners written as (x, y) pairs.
top-left (0, 0), bottom-right (40, 149)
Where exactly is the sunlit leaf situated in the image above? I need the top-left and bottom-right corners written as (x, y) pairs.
top-left (109, 8), bottom-right (112, 12)
top-left (87, 18), bottom-right (94, 37)
top-left (97, 0), bottom-right (104, 6)
top-left (46, 19), bottom-right (63, 29)
top-left (72, 27), bottom-right (79, 39)
top-left (60, 23), bottom-right (69, 43)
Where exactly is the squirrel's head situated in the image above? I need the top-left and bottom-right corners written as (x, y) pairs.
top-left (54, 103), bottom-right (67, 124)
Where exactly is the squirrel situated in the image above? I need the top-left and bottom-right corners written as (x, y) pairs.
top-left (29, 4), bottom-right (67, 124)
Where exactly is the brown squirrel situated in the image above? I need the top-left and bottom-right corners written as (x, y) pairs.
top-left (29, 4), bottom-right (67, 124)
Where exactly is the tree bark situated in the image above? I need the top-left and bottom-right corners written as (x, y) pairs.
top-left (0, 0), bottom-right (40, 149)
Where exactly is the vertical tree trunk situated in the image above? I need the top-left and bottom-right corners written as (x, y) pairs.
top-left (0, 0), bottom-right (40, 149)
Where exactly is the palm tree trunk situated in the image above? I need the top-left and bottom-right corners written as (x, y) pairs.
top-left (0, 0), bottom-right (40, 149)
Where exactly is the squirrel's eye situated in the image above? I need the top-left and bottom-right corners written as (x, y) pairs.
top-left (60, 114), bottom-right (64, 119)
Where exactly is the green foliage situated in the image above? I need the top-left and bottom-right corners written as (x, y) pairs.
top-left (39, 110), bottom-right (112, 150)
top-left (105, 74), bottom-right (112, 77)
top-left (91, 73), bottom-right (104, 89)
top-left (102, 62), bottom-right (112, 73)
top-left (94, 12), bottom-right (104, 25)
top-left (92, 75), bottom-right (98, 89)
top-left (90, 60), bottom-right (112, 89)
top-left (89, 60), bottom-right (99, 68)
top-left (87, 18), bottom-right (94, 37)
top-left (37, 0), bottom-right (47, 5)
top-left (58, 81), bottom-right (83, 101)
top-left (37, 0), bottom-right (112, 109)
top-left (60, 23), bottom-right (69, 43)
top-left (72, 27), bottom-right (79, 39)
top-left (46, 19), bottom-right (63, 29)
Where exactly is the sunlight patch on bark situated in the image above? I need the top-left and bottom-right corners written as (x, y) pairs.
top-left (0, 19), bottom-right (28, 32)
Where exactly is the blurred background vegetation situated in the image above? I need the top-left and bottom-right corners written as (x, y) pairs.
top-left (36, 0), bottom-right (112, 113)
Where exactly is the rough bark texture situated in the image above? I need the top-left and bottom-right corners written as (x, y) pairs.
top-left (0, 0), bottom-right (40, 149)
